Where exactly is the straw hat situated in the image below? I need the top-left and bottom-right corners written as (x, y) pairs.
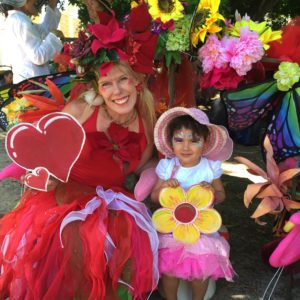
top-left (154, 107), bottom-right (233, 161)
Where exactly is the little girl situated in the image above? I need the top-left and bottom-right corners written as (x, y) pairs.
top-left (151, 107), bottom-right (235, 300)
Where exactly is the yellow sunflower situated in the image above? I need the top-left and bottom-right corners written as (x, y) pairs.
top-left (190, 0), bottom-right (224, 46)
top-left (147, 0), bottom-right (184, 23)
top-left (152, 185), bottom-right (222, 244)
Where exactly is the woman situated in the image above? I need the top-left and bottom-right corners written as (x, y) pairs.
top-left (0, 0), bottom-right (63, 83)
top-left (0, 60), bottom-right (159, 299)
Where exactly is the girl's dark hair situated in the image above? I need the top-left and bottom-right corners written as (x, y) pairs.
top-left (167, 115), bottom-right (209, 145)
top-left (0, 3), bottom-right (14, 17)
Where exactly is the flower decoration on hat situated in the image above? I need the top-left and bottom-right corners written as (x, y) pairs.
top-left (152, 185), bottom-right (222, 244)
top-left (58, 4), bottom-right (158, 77)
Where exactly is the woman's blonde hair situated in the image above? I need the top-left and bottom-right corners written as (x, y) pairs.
top-left (95, 61), bottom-right (157, 133)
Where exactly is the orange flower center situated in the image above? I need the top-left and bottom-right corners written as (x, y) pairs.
top-left (174, 203), bottom-right (196, 223)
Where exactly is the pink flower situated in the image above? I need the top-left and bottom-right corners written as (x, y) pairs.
top-left (229, 27), bottom-right (264, 76)
top-left (198, 35), bottom-right (224, 73)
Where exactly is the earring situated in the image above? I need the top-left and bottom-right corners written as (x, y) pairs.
top-left (136, 83), bottom-right (143, 93)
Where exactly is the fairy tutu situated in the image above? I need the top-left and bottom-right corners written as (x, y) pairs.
top-left (0, 110), bottom-right (159, 299)
top-left (158, 232), bottom-right (234, 281)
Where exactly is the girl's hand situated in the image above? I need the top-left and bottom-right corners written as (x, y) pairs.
top-left (198, 181), bottom-right (215, 193)
top-left (161, 179), bottom-right (180, 188)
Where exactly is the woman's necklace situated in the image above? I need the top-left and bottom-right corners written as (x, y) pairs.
top-left (103, 105), bottom-right (137, 127)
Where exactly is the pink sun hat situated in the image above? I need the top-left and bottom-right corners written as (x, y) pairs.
top-left (154, 107), bottom-right (233, 161)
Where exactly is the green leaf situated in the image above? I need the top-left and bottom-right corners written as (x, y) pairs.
top-left (155, 32), bottom-right (167, 60)
top-left (165, 51), bottom-right (182, 67)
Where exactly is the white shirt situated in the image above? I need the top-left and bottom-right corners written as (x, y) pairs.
top-left (4, 6), bottom-right (63, 83)
top-left (156, 157), bottom-right (223, 190)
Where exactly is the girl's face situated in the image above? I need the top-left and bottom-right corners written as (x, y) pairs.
top-left (172, 127), bottom-right (204, 167)
top-left (98, 65), bottom-right (139, 117)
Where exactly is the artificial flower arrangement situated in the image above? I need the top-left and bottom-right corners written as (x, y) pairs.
top-left (198, 11), bottom-right (282, 90)
top-left (56, 0), bottom-right (225, 73)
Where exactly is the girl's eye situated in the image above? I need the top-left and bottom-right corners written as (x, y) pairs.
top-left (173, 137), bottom-right (183, 143)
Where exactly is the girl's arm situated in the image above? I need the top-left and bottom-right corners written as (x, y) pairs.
top-left (151, 178), bottom-right (179, 203)
top-left (211, 178), bottom-right (226, 204)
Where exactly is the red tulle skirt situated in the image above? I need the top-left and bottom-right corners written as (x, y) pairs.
top-left (0, 182), bottom-right (156, 299)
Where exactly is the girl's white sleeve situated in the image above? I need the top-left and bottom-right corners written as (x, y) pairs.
top-left (155, 159), bottom-right (172, 180)
top-left (15, 15), bottom-right (62, 65)
top-left (209, 160), bottom-right (223, 179)
top-left (36, 6), bottom-right (61, 38)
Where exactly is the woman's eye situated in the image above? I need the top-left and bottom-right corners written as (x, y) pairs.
top-left (100, 82), bottom-right (111, 88)
top-left (120, 76), bottom-right (128, 81)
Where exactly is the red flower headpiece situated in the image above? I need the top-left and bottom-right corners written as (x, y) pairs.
top-left (57, 4), bottom-right (158, 76)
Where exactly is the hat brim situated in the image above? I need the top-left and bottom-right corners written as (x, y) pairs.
top-left (154, 107), bottom-right (233, 161)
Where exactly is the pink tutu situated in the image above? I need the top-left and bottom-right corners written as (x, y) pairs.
top-left (158, 232), bottom-right (234, 281)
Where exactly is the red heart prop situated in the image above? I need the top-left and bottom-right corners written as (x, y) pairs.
top-left (6, 112), bottom-right (86, 182)
top-left (24, 167), bottom-right (50, 191)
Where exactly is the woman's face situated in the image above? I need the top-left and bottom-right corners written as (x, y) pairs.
top-left (98, 65), bottom-right (139, 117)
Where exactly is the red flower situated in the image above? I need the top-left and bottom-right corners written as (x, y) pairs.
top-left (125, 4), bottom-right (158, 74)
top-left (201, 66), bottom-right (243, 90)
top-left (88, 13), bottom-right (127, 54)
top-left (94, 123), bottom-right (142, 166)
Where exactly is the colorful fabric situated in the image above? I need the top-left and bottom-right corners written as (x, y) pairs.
top-left (0, 108), bottom-right (158, 299)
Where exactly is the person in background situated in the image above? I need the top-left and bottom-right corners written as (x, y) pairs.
top-left (0, 0), bottom-right (63, 83)
top-left (0, 69), bottom-right (13, 86)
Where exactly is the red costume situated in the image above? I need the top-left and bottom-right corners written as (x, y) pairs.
top-left (0, 107), bottom-right (158, 299)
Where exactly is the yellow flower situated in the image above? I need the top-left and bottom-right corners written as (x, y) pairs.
top-left (230, 20), bottom-right (282, 50)
top-left (190, 0), bottom-right (224, 46)
top-left (259, 28), bottom-right (282, 50)
top-left (147, 0), bottom-right (184, 23)
top-left (152, 185), bottom-right (222, 244)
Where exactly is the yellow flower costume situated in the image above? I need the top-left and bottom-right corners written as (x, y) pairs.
top-left (152, 185), bottom-right (222, 244)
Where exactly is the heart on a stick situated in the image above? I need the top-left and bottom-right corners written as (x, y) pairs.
top-left (24, 167), bottom-right (50, 191)
top-left (6, 112), bottom-right (86, 188)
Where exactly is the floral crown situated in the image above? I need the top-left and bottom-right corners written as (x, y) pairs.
top-left (55, 0), bottom-right (229, 78)
top-left (58, 3), bottom-right (158, 77)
